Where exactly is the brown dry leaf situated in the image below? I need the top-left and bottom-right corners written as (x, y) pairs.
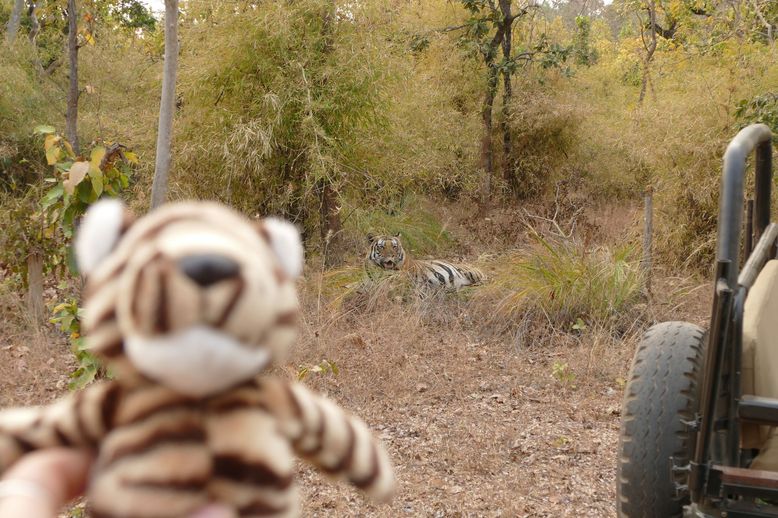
top-left (343, 332), bottom-right (366, 349)
top-left (64, 162), bottom-right (89, 194)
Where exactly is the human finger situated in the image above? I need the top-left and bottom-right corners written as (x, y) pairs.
top-left (0, 448), bottom-right (93, 518)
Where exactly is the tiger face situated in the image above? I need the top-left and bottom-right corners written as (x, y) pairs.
top-left (367, 233), bottom-right (405, 270)
top-left (75, 200), bottom-right (303, 397)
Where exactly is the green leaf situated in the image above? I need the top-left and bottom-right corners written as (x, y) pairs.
top-left (66, 244), bottom-right (79, 275)
top-left (41, 184), bottom-right (64, 210)
top-left (77, 181), bottom-right (96, 204)
top-left (34, 125), bottom-right (56, 135)
top-left (90, 168), bottom-right (104, 197)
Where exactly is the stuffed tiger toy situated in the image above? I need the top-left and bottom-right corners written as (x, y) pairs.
top-left (0, 200), bottom-right (394, 517)
top-left (366, 233), bottom-right (486, 289)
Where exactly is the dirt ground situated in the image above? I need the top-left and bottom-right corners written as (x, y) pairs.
top-left (0, 202), bottom-right (712, 517)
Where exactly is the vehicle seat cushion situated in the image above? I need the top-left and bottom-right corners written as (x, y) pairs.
top-left (742, 260), bottom-right (778, 449)
top-left (752, 430), bottom-right (778, 471)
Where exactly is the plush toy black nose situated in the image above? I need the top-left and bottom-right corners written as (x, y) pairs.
top-left (178, 254), bottom-right (240, 287)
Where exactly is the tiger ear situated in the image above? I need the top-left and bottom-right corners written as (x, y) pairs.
top-left (75, 199), bottom-right (136, 276)
top-left (259, 218), bottom-right (304, 279)
top-left (367, 233), bottom-right (376, 244)
top-left (393, 232), bottom-right (401, 239)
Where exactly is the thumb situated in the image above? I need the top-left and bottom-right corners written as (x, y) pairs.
top-left (0, 448), bottom-right (93, 518)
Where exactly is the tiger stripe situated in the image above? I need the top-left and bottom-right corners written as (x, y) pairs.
top-left (366, 233), bottom-right (486, 290)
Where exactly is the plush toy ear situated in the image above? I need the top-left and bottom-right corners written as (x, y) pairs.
top-left (260, 218), bottom-right (304, 279)
top-left (75, 199), bottom-right (135, 276)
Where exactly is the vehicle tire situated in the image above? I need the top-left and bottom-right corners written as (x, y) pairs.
top-left (617, 321), bottom-right (707, 518)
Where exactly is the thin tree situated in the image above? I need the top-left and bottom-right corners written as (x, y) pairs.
top-left (639, 0), bottom-right (657, 104)
top-left (66, 0), bottom-right (80, 154)
top-left (5, 0), bottom-right (24, 44)
top-left (150, 0), bottom-right (179, 209)
top-left (28, 1), bottom-right (40, 44)
top-left (454, 1), bottom-right (533, 202)
top-left (498, 0), bottom-right (517, 194)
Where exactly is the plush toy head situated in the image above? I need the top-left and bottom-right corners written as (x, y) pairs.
top-left (75, 200), bottom-right (303, 397)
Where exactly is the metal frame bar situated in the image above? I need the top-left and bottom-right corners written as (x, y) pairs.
top-left (716, 123), bottom-right (773, 288)
top-left (691, 124), bottom-right (773, 505)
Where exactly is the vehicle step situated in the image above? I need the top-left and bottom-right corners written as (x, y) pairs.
top-left (715, 465), bottom-right (778, 490)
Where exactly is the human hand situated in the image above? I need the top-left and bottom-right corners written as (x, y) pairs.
top-left (0, 448), bottom-right (235, 517)
top-left (0, 448), bottom-right (92, 518)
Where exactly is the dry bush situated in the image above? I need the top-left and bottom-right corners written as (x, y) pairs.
top-left (559, 40), bottom-right (778, 271)
top-left (503, 78), bottom-right (583, 199)
top-left (473, 229), bottom-right (646, 338)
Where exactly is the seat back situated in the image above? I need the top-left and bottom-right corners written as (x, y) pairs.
top-left (742, 260), bottom-right (778, 448)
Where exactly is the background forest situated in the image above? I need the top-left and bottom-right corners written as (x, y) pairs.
top-left (0, 0), bottom-right (777, 516)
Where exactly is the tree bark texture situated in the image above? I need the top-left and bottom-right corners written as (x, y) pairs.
top-left (479, 25), bottom-right (505, 203)
top-left (26, 251), bottom-right (44, 324)
top-left (5, 0), bottom-right (24, 44)
top-left (639, 0), bottom-right (657, 104)
top-left (642, 188), bottom-right (653, 295)
top-left (317, 180), bottom-right (343, 267)
top-left (66, 0), bottom-right (80, 154)
top-left (499, 0), bottom-right (516, 194)
top-left (315, 5), bottom-right (343, 266)
top-left (150, 0), bottom-right (179, 209)
top-left (28, 1), bottom-right (40, 44)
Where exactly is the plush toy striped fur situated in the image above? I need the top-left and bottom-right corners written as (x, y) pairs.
top-left (0, 201), bottom-right (394, 517)
top-left (366, 233), bottom-right (486, 289)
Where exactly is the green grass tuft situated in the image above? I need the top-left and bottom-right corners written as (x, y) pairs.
top-left (480, 230), bottom-right (645, 329)
top-left (346, 195), bottom-right (453, 258)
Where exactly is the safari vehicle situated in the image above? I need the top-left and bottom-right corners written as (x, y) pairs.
top-left (617, 124), bottom-right (778, 517)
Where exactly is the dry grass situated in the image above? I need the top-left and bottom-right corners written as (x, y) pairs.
top-left (0, 202), bottom-right (714, 518)
top-left (473, 229), bottom-right (646, 337)
top-left (288, 289), bottom-right (644, 517)
top-left (0, 277), bottom-right (75, 407)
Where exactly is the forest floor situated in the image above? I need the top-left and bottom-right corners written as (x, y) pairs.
top-left (0, 201), bottom-right (712, 517)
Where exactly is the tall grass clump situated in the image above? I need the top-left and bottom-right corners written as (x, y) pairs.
top-left (345, 196), bottom-right (453, 258)
top-left (480, 230), bottom-right (644, 331)
top-left (174, 0), bottom-right (395, 242)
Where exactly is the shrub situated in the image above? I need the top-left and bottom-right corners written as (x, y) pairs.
top-left (478, 230), bottom-right (644, 330)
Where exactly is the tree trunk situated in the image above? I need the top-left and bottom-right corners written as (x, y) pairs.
top-left (66, 0), bottom-right (80, 154)
top-left (480, 65), bottom-right (500, 203)
top-left (499, 0), bottom-right (516, 194)
top-left (26, 251), bottom-right (44, 324)
top-left (5, 0), bottom-right (24, 44)
top-left (751, 0), bottom-right (773, 46)
top-left (150, 0), bottom-right (179, 209)
top-left (28, 1), bottom-right (40, 44)
top-left (642, 188), bottom-right (653, 296)
top-left (639, 0), bottom-right (657, 104)
top-left (317, 180), bottom-right (343, 267)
